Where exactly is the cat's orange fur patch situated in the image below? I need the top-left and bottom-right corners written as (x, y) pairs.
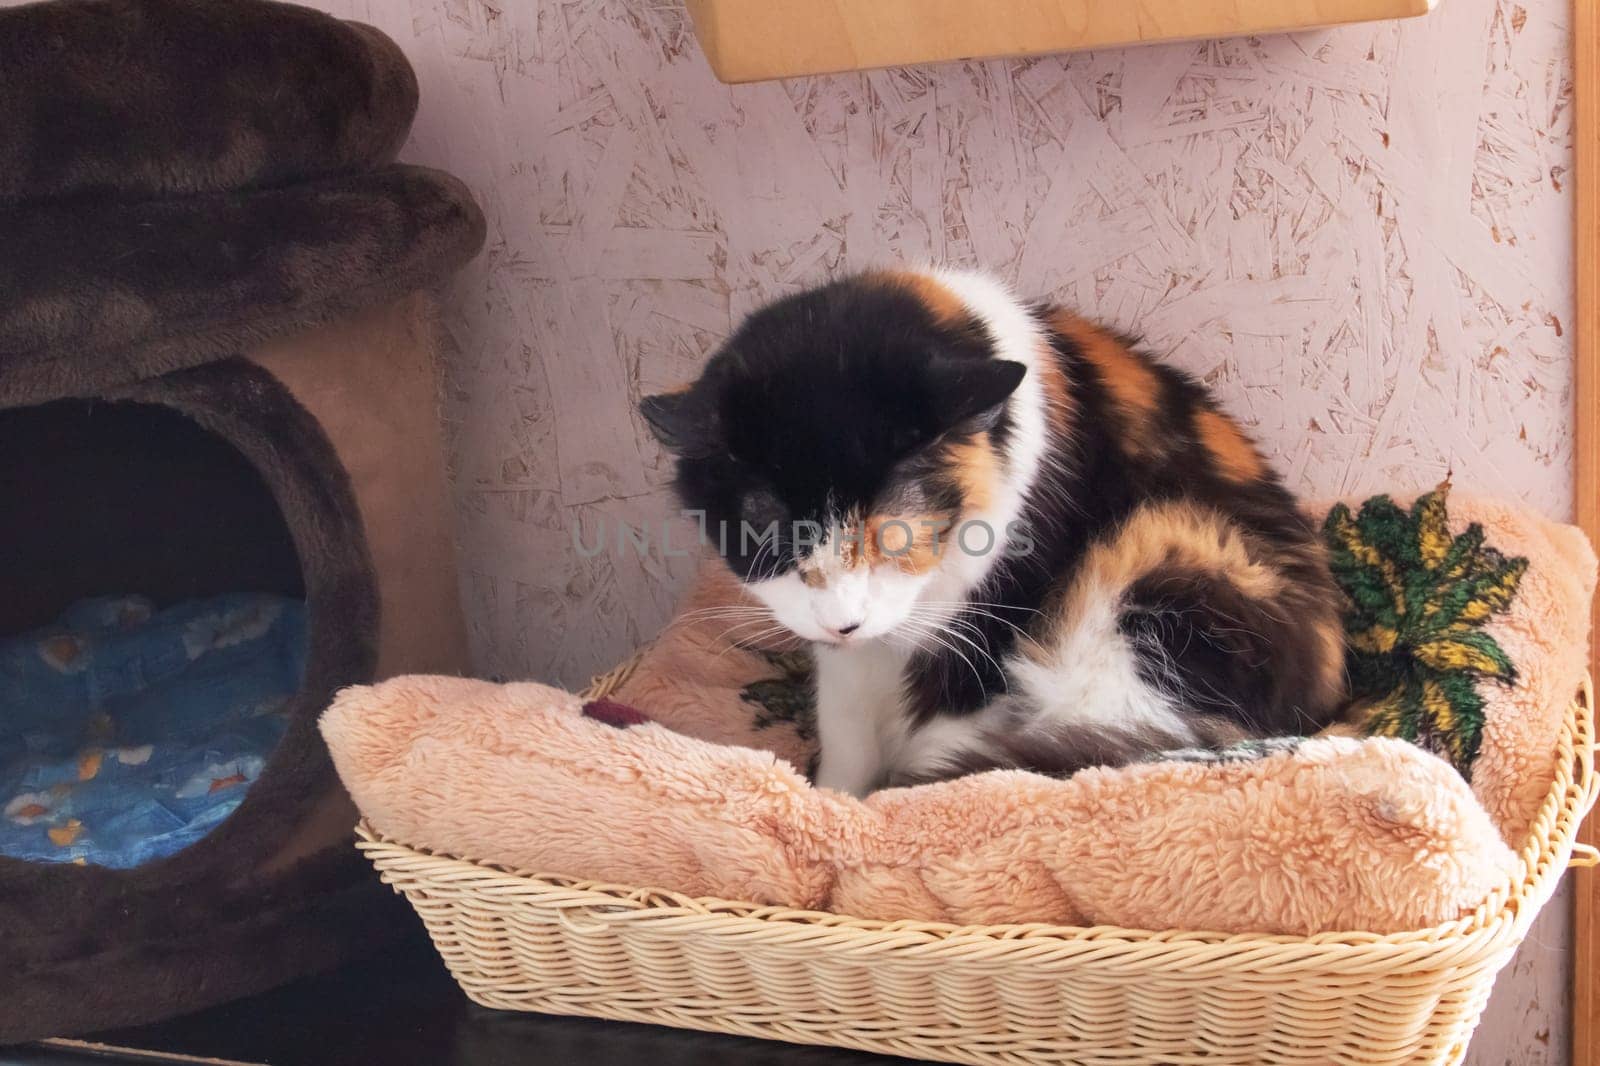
top-left (865, 513), bottom-right (950, 574)
top-left (835, 521), bottom-right (861, 570)
top-left (797, 513), bottom-right (954, 579)
top-left (1028, 500), bottom-right (1285, 664)
top-left (1280, 537), bottom-right (1348, 711)
top-left (1050, 311), bottom-right (1161, 455)
top-left (1195, 408), bottom-right (1266, 482)
top-left (947, 435), bottom-right (998, 514)
top-left (1313, 607), bottom-right (1349, 712)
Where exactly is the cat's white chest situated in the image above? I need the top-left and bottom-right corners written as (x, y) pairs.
top-left (811, 641), bottom-right (911, 796)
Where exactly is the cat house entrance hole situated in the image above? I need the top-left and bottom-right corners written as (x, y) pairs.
top-left (0, 399), bottom-right (305, 632)
top-left (0, 363), bottom-right (376, 871)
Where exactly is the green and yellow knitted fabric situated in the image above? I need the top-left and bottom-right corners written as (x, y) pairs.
top-left (1323, 481), bottom-right (1528, 779)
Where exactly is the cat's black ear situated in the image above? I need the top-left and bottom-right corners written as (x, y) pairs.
top-left (928, 358), bottom-right (1028, 433)
top-left (640, 388), bottom-right (721, 459)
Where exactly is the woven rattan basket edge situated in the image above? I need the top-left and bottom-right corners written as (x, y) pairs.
top-left (354, 671), bottom-right (1596, 1065)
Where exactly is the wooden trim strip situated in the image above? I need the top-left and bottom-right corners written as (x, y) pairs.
top-left (1573, 0), bottom-right (1598, 1060)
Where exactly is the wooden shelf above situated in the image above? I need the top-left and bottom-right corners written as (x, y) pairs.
top-left (685, 0), bottom-right (1438, 83)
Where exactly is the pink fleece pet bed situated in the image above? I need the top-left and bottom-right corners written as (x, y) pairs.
top-left (322, 487), bottom-right (1595, 936)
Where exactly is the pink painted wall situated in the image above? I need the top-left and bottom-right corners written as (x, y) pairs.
top-left (311, 2), bottom-right (1576, 1061)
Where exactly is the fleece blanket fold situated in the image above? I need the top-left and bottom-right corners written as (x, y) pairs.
top-left (322, 490), bottom-right (1594, 935)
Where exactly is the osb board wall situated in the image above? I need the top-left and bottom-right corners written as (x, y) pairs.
top-left (309, 2), bottom-right (1575, 1061)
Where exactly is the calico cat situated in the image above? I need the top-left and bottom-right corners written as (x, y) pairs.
top-left (641, 269), bottom-right (1345, 798)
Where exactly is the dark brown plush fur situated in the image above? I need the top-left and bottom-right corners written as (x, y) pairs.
top-left (0, 0), bottom-right (416, 204)
top-left (0, 362), bottom-right (389, 1043)
top-left (5, 852), bottom-right (411, 1043)
top-left (0, 164), bottom-right (486, 410)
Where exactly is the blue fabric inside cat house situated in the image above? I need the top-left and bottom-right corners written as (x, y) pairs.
top-left (0, 594), bottom-right (307, 868)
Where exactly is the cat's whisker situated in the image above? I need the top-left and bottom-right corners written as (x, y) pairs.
top-left (667, 607), bottom-right (775, 636)
top-left (711, 621), bottom-right (796, 656)
top-left (905, 601), bottom-right (1043, 652)
top-left (950, 608), bottom-right (1039, 647)
top-left (897, 619), bottom-right (986, 693)
top-left (702, 610), bottom-right (781, 633)
top-left (743, 537), bottom-right (773, 584)
top-left (707, 621), bottom-right (774, 646)
top-left (716, 628), bottom-right (791, 651)
top-left (903, 604), bottom-right (1016, 638)
top-left (932, 622), bottom-right (1008, 693)
top-left (919, 598), bottom-right (1043, 618)
top-left (673, 606), bottom-right (770, 622)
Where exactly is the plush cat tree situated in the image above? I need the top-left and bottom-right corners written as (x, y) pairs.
top-left (0, 0), bottom-right (482, 1043)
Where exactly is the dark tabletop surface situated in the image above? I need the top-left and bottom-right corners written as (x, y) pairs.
top-left (4, 930), bottom-right (922, 1066)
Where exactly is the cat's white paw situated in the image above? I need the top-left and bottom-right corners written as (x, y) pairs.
top-left (813, 757), bottom-right (875, 799)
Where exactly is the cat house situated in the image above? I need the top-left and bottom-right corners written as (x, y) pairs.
top-left (0, 0), bottom-right (481, 1041)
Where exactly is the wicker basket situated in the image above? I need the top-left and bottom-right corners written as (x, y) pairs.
top-left (355, 673), bottom-right (1598, 1066)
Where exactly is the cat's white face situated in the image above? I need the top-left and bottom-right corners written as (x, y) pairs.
top-left (745, 559), bottom-right (934, 645)
top-left (742, 515), bottom-right (940, 643)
